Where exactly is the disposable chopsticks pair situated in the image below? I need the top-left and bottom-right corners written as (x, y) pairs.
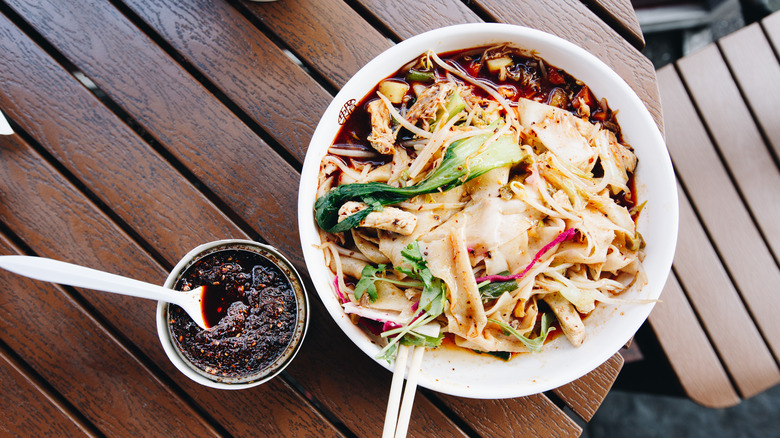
top-left (381, 322), bottom-right (439, 438)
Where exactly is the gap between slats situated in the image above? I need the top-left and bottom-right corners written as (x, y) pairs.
top-left (106, 0), bottom-right (307, 170)
top-left (0, 325), bottom-right (102, 437)
top-left (0, 3), bottom-right (265, 263)
top-left (0, 8), bottom-right (464, 436)
top-left (670, 53), bottom-right (780, 366)
top-left (657, 64), bottom-right (780, 396)
top-left (0, 130), bottom-right (348, 437)
top-left (0, 222), bottom-right (228, 437)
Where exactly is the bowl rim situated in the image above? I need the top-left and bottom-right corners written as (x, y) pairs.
top-left (155, 239), bottom-right (309, 390)
top-left (298, 22), bottom-right (678, 398)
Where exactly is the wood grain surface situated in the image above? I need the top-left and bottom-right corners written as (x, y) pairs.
top-left (118, 0), bottom-right (334, 161)
top-left (2, 0), bottom-right (306, 266)
top-left (241, 0), bottom-right (394, 89)
top-left (0, 0), bottom-right (665, 435)
top-left (670, 51), bottom-right (780, 365)
top-left (0, 340), bottom-right (96, 437)
top-left (582, 0), bottom-right (645, 48)
top-left (720, 23), bottom-right (780, 166)
top-left (553, 353), bottom-right (623, 421)
top-left (654, 48), bottom-right (780, 407)
top-left (680, 39), bottom-right (780, 288)
top-left (439, 392), bottom-right (582, 437)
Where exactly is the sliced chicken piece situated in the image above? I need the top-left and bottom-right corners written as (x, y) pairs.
top-left (366, 99), bottom-right (396, 155)
top-left (543, 292), bottom-right (585, 346)
top-left (406, 82), bottom-right (457, 128)
top-left (338, 201), bottom-right (417, 235)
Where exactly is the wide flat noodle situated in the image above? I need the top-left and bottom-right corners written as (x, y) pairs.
top-left (421, 227), bottom-right (486, 338)
top-left (317, 50), bottom-right (645, 356)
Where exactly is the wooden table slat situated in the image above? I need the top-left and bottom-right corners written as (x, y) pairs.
top-left (647, 273), bottom-right (741, 408)
top-left (241, 0), bottom-right (394, 89)
top-left (0, 343), bottom-right (96, 437)
top-left (439, 392), bottom-right (583, 437)
top-left (583, 0), bottom-right (645, 49)
top-left (0, 131), bottom-right (344, 436)
top-left (673, 182), bottom-right (780, 398)
top-left (679, 41), bottom-right (780, 270)
top-left (658, 63), bottom-right (780, 366)
top-left (553, 353), bottom-right (623, 421)
top-left (722, 22), bottom-right (780, 164)
top-left (356, 0), bottom-right (482, 40)
top-left (2, 0), bottom-right (306, 266)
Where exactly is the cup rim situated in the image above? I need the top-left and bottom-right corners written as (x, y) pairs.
top-left (156, 239), bottom-right (309, 389)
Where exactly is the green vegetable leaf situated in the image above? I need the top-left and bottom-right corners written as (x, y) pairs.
top-left (432, 91), bottom-right (466, 131)
top-left (374, 242), bottom-right (448, 363)
top-left (405, 69), bottom-right (435, 82)
top-left (353, 264), bottom-right (387, 302)
top-left (376, 342), bottom-right (398, 363)
top-left (314, 125), bottom-right (525, 233)
top-left (400, 330), bottom-right (444, 349)
top-left (478, 271), bottom-right (518, 303)
top-left (489, 313), bottom-right (556, 353)
top-left (399, 241), bottom-right (446, 317)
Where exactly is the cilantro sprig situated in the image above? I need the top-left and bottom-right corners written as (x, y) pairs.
top-left (397, 241), bottom-right (446, 316)
top-left (353, 264), bottom-right (424, 302)
top-left (489, 313), bottom-right (556, 353)
top-left (375, 241), bottom-right (447, 362)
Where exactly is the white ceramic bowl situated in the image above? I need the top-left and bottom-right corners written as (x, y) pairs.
top-left (156, 239), bottom-right (309, 389)
top-left (298, 23), bottom-right (678, 399)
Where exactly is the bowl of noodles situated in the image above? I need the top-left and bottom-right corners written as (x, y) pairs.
top-left (298, 23), bottom-right (677, 399)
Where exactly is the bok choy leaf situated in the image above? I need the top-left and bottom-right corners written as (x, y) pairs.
top-left (314, 128), bottom-right (525, 233)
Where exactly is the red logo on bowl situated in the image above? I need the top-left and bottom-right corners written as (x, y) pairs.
top-left (338, 99), bottom-right (357, 125)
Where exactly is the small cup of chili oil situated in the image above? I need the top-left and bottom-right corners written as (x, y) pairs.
top-left (156, 240), bottom-right (308, 389)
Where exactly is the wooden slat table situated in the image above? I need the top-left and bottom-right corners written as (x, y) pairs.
top-left (649, 10), bottom-right (780, 409)
top-left (0, 0), bottom-right (661, 436)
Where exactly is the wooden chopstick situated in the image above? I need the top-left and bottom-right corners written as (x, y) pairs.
top-left (393, 345), bottom-right (426, 438)
top-left (382, 321), bottom-right (440, 437)
top-left (382, 345), bottom-right (410, 438)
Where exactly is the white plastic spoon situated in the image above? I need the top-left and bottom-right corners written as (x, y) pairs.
top-left (0, 255), bottom-right (209, 329)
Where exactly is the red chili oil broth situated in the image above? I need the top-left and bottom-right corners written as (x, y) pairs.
top-left (169, 249), bottom-right (297, 377)
top-left (326, 45), bottom-right (633, 206)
